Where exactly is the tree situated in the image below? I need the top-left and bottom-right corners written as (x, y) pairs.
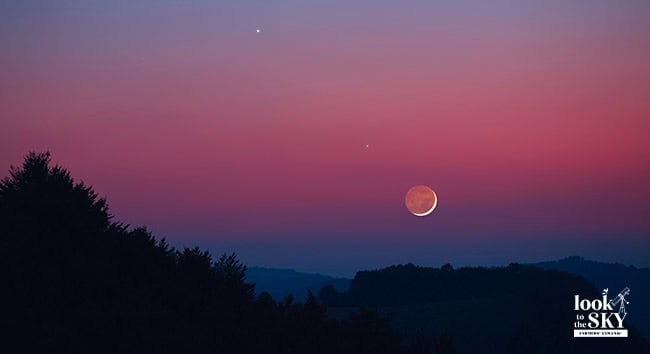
top-left (0, 152), bottom-right (438, 354)
top-left (0, 151), bottom-right (111, 235)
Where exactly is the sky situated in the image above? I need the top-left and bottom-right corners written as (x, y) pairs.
top-left (2, 0), bottom-right (649, 276)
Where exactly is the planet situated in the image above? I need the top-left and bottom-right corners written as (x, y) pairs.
top-left (404, 185), bottom-right (437, 217)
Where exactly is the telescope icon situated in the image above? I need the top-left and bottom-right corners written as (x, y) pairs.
top-left (608, 287), bottom-right (630, 319)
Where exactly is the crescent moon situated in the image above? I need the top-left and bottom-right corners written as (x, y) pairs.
top-left (405, 185), bottom-right (438, 217)
top-left (412, 191), bottom-right (437, 217)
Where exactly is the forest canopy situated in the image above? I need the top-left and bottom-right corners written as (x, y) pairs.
top-left (0, 152), bottom-right (423, 354)
top-left (1, 152), bottom-right (648, 354)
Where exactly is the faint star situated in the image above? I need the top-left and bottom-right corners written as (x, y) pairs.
top-left (365, 144), bottom-right (369, 148)
top-left (256, 29), bottom-right (260, 33)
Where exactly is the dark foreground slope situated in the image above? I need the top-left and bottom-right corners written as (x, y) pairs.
top-left (0, 153), bottom-right (422, 354)
top-left (534, 256), bottom-right (650, 339)
top-left (321, 263), bottom-right (650, 354)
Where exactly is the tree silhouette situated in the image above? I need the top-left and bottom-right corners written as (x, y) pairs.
top-left (0, 152), bottom-right (111, 233)
top-left (9, 152), bottom-right (644, 354)
top-left (321, 262), bottom-right (650, 354)
top-left (0, 152), bottom-right (424, 354)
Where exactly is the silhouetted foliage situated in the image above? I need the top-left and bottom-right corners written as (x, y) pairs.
top-left (0, 152), bottom-right (424, 354)
top-left (321, 263), bottom-right (650, 354)
top-left (318, 283), bottom-right (343, 303)
top-left (535, 256), bottom-right (650, 339)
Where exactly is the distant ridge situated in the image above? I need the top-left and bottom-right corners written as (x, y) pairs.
top-left (319, 262), bottom-right (650, 354)
top-left (248, 257), bottom-right (650, 352)
top-left (532, 256), bottom-right (650, 339)
top-left (246, 266), bottom-right (351, 301)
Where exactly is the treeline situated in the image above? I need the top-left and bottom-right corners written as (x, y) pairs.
top-left (4, 152), bottom-right (649, 354)
top-left (0, 153), bottom-right (424, 354)
top-left (319, 262), bottom-right (597, 306)
top-left (319, 263), bottom-right (650, 354)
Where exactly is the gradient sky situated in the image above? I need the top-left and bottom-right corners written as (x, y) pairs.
top-left (2, 0), bottom-right (649, 276)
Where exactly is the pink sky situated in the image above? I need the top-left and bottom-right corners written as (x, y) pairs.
top-left (2, 0), bottom-right (649, 274)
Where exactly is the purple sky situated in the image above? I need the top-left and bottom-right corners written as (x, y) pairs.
top-left (2, 0), bottom-right (649, 276)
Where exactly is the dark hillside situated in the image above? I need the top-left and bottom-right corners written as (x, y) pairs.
top-left (0, 152), bottom-right (421, 354)
top-left (321, 263), bottom-right (650, 354)
top-left (534, 256), bottom-right (650, 339)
